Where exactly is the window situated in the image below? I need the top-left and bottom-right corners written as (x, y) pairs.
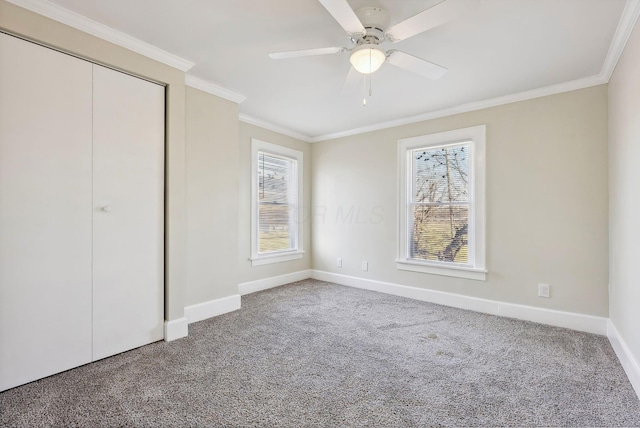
top-left (250, 139), bottom-right (304, 266)
top-left (397, 125), bottom-right (486, 280)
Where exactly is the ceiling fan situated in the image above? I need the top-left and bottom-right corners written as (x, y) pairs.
top-left (269, 0), bottom-right (470, 80)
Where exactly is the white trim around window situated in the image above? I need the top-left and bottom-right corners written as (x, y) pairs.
top-left (397, 125), bottom-right (486, 281)
top-left (250, 139), bottom-right (304, 267)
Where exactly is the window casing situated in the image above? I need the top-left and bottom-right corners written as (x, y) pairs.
top-left (397, 125), bottom-right (486, 280)
top-left (250, 139), bottom-right (304, 266)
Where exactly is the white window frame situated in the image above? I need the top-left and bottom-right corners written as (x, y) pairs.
top-left (397, 125), bottom-right (486, 281)
top-left (250, 138), bottom-right (304, 266)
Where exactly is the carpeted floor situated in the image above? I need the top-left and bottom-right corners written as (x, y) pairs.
top-left (1, 279), bottom-right (639, 427)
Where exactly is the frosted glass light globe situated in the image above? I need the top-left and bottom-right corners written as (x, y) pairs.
top-left (350, 45), bottom-right (386, 74)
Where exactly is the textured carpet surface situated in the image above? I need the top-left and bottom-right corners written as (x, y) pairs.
top-left (1, 279), bottom-right (639, 427)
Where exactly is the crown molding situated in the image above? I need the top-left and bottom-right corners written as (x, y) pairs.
top-left (5, 0), bottom-right (195, 72)
top-left (185, 75), bottom-right (246, 104)
top-left (239, 114), bottom-right (313, 143)
top-left (7, 0), bottom-right (637, 141)
top-left (308, 0), bottom-right (640, 143)
top-left (601, 0), bottom-right (640, 80)
top-left (265, 0), bottom-right (637, 144)
top-left (310, 73), bottom-right (607, 142)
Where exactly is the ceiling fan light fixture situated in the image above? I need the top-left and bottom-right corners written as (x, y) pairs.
top-left (350, 44), bottom-right (386, 74)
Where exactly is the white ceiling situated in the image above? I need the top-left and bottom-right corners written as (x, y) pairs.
top-left (43, 0), bottom-right (627, 139)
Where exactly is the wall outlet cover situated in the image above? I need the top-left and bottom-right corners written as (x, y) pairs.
top-left (538, 283), bottom-right (550, 298)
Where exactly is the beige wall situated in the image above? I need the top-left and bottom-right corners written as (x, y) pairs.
top-left (238, 122), bottom-right (312, 283)
top-left (609, 21), bottom-right (640, 366)
top-left (0, 0), bottom-right (616, 326)
top-left (0, 0), bottom-right (188, 321)
top-left (312, 85), bottom-right (609, 316)
top-left (186, 87), bottom-right (240, 305)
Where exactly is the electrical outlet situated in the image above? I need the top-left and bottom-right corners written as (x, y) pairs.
top-left (336, 258), bottom-right (342, 268)
top-left (362, 261), bottom-right (368, 271)
top-left (538, 283), bottom-right (550, 298)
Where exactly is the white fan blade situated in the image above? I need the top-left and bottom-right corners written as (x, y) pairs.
top-left (386, 0), bottom-right (470, 43)
top-left (318, 0), bottom-right (366, 38)
top-left (341, 66), bottom-right (361, 92)
top-left (386, 50), bottom-right (448, 80)
top-left (269, 47), bottom-right (346, 60)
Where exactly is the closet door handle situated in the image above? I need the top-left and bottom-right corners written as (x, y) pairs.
top-left (100, 205), bottom-right (112, 213)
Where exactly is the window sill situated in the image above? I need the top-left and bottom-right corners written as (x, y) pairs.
top-left (251, 250), bottom-right (305, 267)
top-left (396, 259), bottom-right (487, 281)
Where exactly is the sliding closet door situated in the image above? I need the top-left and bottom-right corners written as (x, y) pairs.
top-left (92, 65), bottom-right (164, 360)
top-left (0, 34), bottom-right (93, 391)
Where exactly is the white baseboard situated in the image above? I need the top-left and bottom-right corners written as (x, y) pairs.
top-left (238, 269), bottom-right (312, 295)
top-left (607, 320), bottom-right (640, 400)
top-left (311, 270), bottom-right (608, 335)
top-left (164, 317), bottom-right (188, 342)
top-left (184, 294), bottom-right (241, 324)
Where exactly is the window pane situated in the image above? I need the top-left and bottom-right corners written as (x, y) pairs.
top-left (413, 145), bottom-right (469, 203)
top-left (258, 152), bottom-right (296, 253)
top-left (259, 153), bottom-right (294, 204)
top-left (410, 205), bottom-right (469, 263)
top-left (259, 203), bottom-right (294, 253)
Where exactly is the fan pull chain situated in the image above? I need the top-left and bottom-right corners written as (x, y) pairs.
top-left (362, 73), bottom-right (373, 106)
top-left (363, 71), bottom-right (367, 106)
top-left (363, 48), bottom-right (373, 107)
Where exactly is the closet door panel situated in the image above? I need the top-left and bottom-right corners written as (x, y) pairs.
top-left (92, 65), bottom-right (164, 360)
top-left (0, 34), bottom-right (93, 391)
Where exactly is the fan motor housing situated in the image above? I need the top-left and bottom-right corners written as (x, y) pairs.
top-left (355, 7), bottom-right (390, 43)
